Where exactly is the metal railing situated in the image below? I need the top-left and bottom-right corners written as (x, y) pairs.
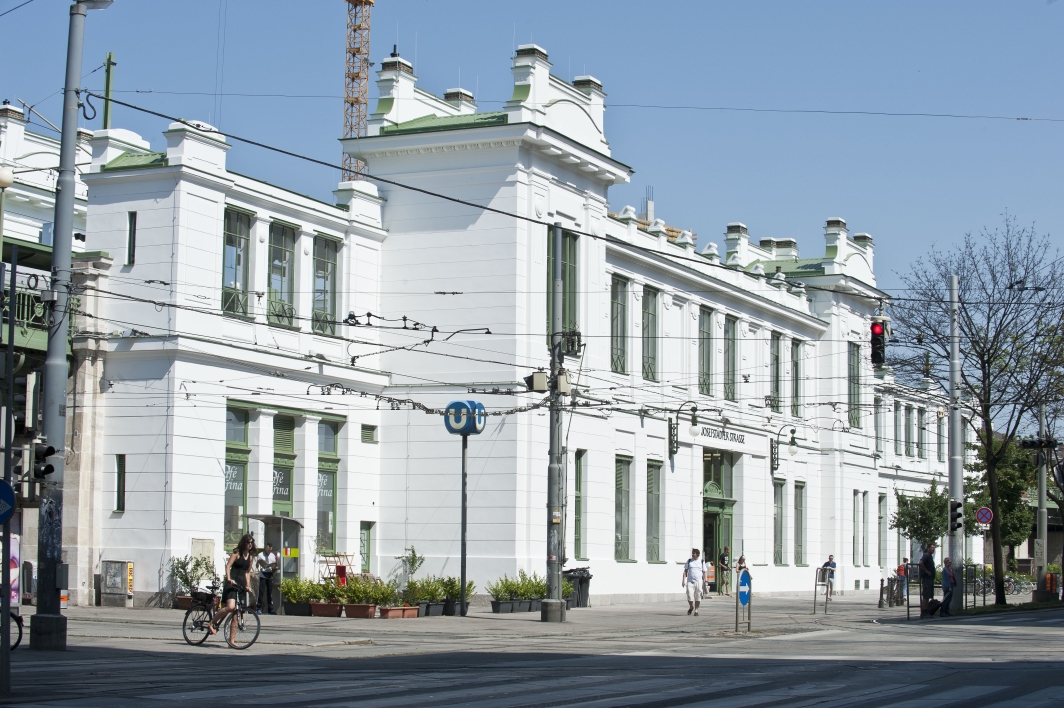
top-left (2, 288), bottom-right (48, 330)
top-left (312, 308), bottom-right (335, 336)
top-left (222, 286), bottom-right (248, 317)
top-left (267, 299), bottom-right (296, 327)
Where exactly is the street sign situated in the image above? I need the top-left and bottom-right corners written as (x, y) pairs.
top-left (0, 480), bottom-right (14, 524)
top-left (444, 400), bottom-right (487, 436)
top-left (738, 569), bottom-right (751, 607)
top-left (976, 507), bottom-right (993, 525)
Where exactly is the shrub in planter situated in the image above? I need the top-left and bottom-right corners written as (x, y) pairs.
top-left (487, 575), bottom-right (516, 613)
top-left (280, 577), bottom-right (315, 616)
top-left (169, 555), bottom-right (218, 607)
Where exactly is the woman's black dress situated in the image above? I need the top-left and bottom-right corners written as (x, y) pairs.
top-left (224, 552), bottom-right (251, 602)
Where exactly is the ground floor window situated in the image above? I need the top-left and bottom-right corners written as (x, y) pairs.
top-left (359, 521), bottom-right (374, 573)
top-left (317, 470), bottom-right (336, 553)
top-left (773, 480), bottom-right (786, 565)
top-left (273, 465), bottom-right (293, 517)
top-left (223, 461), bottom-right (246, 548)
top-left (615, 456), bottom-right (632, 560)
top-left (574, 450), bottom-right (587, 560)
top-left (646, 460), bottom-right (662, 562)
top-left (703, 449), bottom-right (734, 498)
top-left (794, 483), bottom-right (805, 565)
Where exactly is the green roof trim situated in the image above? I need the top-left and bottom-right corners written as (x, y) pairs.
top-left (101, 151), bottom-right (168, 172)
top-left (379, 111), bottom-right (508, 136)
top-left (749, 258), bottom-right (826, 277)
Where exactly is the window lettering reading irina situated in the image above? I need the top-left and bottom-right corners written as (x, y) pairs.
top-left (273, 467), bottom-right (291, 502)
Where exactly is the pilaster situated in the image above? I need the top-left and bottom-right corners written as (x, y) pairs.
top-left (247, 409), bottom-right (276, 517)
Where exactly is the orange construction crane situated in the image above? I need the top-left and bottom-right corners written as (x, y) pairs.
top-left (343, 0), bottom-right (373, 181)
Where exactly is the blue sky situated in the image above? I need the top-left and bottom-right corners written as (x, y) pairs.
top-left (4, 0), bottom-right (1062, 291)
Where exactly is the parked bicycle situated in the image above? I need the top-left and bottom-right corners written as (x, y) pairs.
top-left (182, 583), bottom-right (260, 650)
top-left (8, 612), bottom-right (23, 650)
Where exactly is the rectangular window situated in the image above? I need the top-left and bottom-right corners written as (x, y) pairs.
top-left (547, 230), bottom-right (579, 354)
top-left (703, 449), bottom-right (733, 499)
top-left (769, 332), bottom-right (782, 412)
top-left (646, 460), bottom-right (662, 562)
top-left (614, 456), bottom-right (631, 560)
top-left (878, 493), bottom-right (887, 568)
top-left (575, 450), bottom-right (587, 560)
top-left (610, 276), bottom-right (627, 374)
top-left (222, 209), bottom-right (251, 316)
top-left (724, 316), bottom-right (738, 401)
top-left (319, 421), bottom-right (338, 455)
top-left (874, 398), bottom-right (883, 452)
top-left (698, 307), bottom-right (713, 396)
top-left (272, 415), bottom-right (296, 517)
top-left (773, 480), bottom-right (785, 565)
top-left (641, 286), bottom-right (658, 381)
top-left (862, 491), bottom-right (869, 566)
top-left (268, 222), bottom-right (297, 326)
top-left (226, 408), bottom-right (248, 445)
top-left (126, 211), bottom-right (137, 265)
top-left (312, 236), bottom-right (338, 335)
top-left (794, 483), bottom-right (805, 565)
top-left (223, 461), bottom-right (246, 547)
top-left (115, 454), bottom-right (126, 512)
top-left (917, 409), bottom-right (927, 459)
top-left (894, 402), bottom-right (903, 455)
top-left (852, 490), bottom-right (861, 564)
top-left (359, 522), bottom-right (373, 573)
top-left (317, 470), bottom-right (336, 553)
top-left (790, 339), bottom-right (801, 417)
top-left (848, 343), bottom-right (861, 428)
top-left (360, 424), bottom-right (378, 444)
top-left (905, 406), bottom-right (914, 457)
top-left (937, 415), bottom-right (945, 462)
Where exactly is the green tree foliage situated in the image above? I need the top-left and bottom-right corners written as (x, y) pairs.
top-left (890, 480), bottom-right (948, 549)
top-left (965, 439), bottom-right (1035, 551)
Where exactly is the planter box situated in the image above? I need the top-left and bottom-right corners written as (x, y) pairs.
top-left (515, 600), bottom-right (531, 612)
top-left (443, 600), bottom-right (468, 616)
top-left (343, 604), bottom-right (376, 619)
top-left (380, 606), bottom-right (420, 619)
top-left (418, 601), bottom-right (430, 617)
top-left (490, 600), bottom-right (514, 613)
top-left (283, 601), bottom-right (311, 616)
top-left (426, 602), bottom-right (445, 616)
top-left (176, 595), bottom-right (192, 610)
top-left (310, 602), bottom-right (343, 617)
top-left (565, 598), bottom-right (572, 610)
top-left (529, 599), bottom-right (542, 612)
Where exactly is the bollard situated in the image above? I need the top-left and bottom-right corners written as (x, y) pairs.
top-left (878, 578), bottom-right (885, 609)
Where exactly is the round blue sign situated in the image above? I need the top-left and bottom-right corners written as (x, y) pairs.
top-left (0, 480), bottom-right (14, 525)
top-left (444, 400), bottom-right (487, 436)
top-left (737, 569), bottom-right (751, 607)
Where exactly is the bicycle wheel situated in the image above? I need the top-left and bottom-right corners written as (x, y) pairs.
top-left (224, 608), bottom-right (260, 650)
top-left (10, 613), bottom-right (22, 650)
top-left (182, 605), bottom-right (213, 646)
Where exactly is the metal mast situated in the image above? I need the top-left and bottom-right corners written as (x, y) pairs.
top-left (343, 0), bottom-right (373, 181)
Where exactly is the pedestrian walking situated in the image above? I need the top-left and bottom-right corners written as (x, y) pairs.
top-left (941, 557), bottom-right (956, 617)
top-left (255, 542), bottom-right (279, 615)
top-left (821, 555), bottom-right (837, 600)
top-left (717, 546), bottom-right (732, 596)
top-left (736, 555), bottom-right (748, 576)
top-left (919, 542), bottom-right (937, 617)
top-left (682, 548), bottom-right (707, 616)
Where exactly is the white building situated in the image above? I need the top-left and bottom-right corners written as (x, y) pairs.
top-left (12, 45), bottom-right (976, 606)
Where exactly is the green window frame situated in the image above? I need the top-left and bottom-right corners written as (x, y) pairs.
top-left (937, 415), bottom-right (945, 462)
top-left (268, 222), bottom-right (297, 327)
top-left (574, 450), bottom-right (587, 560)
top-left (790, 339), bottom-right (801, 417)
top-left (698, 307), bottom-right (713, 396)
top-left (770, 332), bottom-right (782, 412)
top-left (646, 460), bottom-right (662, 562)
top-left (874, 397), bottom-right (883, 452)
top-left (317, 420), bottom-right (340, 553)
top-left (894, 402), bottom-right (903, 455)
top-left (794, 482), bottom-right (805, 565)
top-left (272, 415), bottom-right (296, 517)
top-left (126, 211), bottom-right (137, 266)
top-left (853, 490), bottom-right (861, 564)
top-left (614, 456), bottom-right (631, 561)
top-left (723, 316), bottom-right (738, 401)
top-left (115, 454), bottom-right (126, 512)
top-left (313, 235), bottom-right (338, 335)
top-left (878, 493), bottom-right (887, 568)
top-left (610, 276), bottom-right (627, 374)
top-left (360, 522), bottom-right (374, 573)
top-left (641, 286), bottom-right (658, 382)
top-left (222, 209), bottom-right (251, 316)
top-left (905, 406), bottom-right (914, 457)
top-left (773, 480), bottom-right (785, 565)
top-left (917, 409), bottom-right (927, 459)
top-left (848, 342), bottom-right (861, 428)
top-left (224, 408), bottom-right (250, 547)
top-left (547, 230), bottom-right (579, 355)
top-left (703, 449), bottom-right (733, 499)
top-left (862, 491), bottom-right (869, 566)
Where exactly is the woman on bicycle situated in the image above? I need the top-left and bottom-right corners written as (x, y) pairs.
top-left (211, 533), bottom-right (255, 641)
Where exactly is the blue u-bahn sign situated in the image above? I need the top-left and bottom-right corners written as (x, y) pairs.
top-left (444, 400), bottom-right (487, 436)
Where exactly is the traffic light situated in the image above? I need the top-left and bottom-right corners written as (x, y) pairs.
top-left (33, 442), bottom-right (56, 479)
top-left (949, 498), bottom-right (963, 534)
top-left (870, 320), bottom-right (886, 367)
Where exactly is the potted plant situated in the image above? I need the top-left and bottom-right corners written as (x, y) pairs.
top-left (377, 580), bottom-right (416, 618)
top-left (529, 572), bottom-right (546, 612)
top-left (563, 578), bottom-right (575, 610)
top-left (170, 555), bottom-right (216, 610)
top-left (487, 576), bottom-right (515, 613)
top-left (342, 577), bottom-right (377, 618)
top-left (402, 578), bottom-right (429, 617)
top-left (515, 569), bottom-right (533, 612)
top-left (310, 580), bottom-right (344, 617)
top-left (281, 577), bottom-right (314, 616)
top-left (441, 576), bottom-right (475, 616)
top-left (423, 576), bottom-right (446, 616)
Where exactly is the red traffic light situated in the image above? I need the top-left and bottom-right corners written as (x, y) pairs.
top-left (870, 322), bottom-right (885, 336)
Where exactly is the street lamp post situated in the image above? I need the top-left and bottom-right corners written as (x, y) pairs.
top-left (771, 426), bottom-right (799, 473)
top-left (667, 402), bottom-right (701, 458)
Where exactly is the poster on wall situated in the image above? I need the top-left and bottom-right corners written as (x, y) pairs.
top-left (10, 534), bottom-right (19, 606)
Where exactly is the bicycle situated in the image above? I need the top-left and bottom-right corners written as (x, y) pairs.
top-left (182, 583), bottom-right (260, 650)
top-left (8, 612), bottom-right (23, 650)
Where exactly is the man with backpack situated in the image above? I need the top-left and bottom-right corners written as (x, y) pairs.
top-left (682, 548), bottom-right (708, 616)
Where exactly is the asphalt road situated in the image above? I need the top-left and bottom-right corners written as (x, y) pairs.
top-left (5, 595), bottom-right (1063, 707)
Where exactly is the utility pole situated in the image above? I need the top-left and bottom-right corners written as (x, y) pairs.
top-left (947, 274), bottom-right (964, 615)
top-left (542, 222), bottom-right (565, 622)
top-left (33, 1), bottom-right (100, 651)
top-left (101, 51), bottom-right (116, 130)
top-left (1034, 404), bottom-right (1050, 601)
top-left (2, 248), bottom-right (17, 694)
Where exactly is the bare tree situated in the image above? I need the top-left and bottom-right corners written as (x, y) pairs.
top-left (890, 215), bottom-right (1064, 604)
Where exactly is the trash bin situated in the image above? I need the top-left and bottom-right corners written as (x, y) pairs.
top-left (562, 567), bottom-right (593, 608)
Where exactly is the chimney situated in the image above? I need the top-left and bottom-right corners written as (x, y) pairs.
top-left (164, 120), bottom-right (230, 173)
top-left (369, 48), bottom-right (418, 131)
top-left (505, 44), bottom-right (552, 123)
top-left (443, 88), bottom-right (477, 114)
top-left (87, 128), bottom-right (152, 173)
top-left (724, 222), bottom-right (751, 267)
top-left (823, 217), bottom-right (850, 265)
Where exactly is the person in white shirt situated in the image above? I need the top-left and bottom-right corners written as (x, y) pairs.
top-left (255, 543), bottom-right (279, 615)
top-left (682, 548), bottom-right (707, 616)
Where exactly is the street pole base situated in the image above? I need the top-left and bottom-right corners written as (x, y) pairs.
top-left (29, 614), bottom-right (68, 651)
top-left (1031, 590), bottom-right (1058, 603)
top-left (540, 599), bottom-right (566, 623)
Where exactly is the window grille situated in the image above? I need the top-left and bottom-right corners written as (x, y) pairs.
top-left (724, 316), bottom-right (738, 401)
top-left (848, 343), bottom-right (861, 428)
top-left (610, 276), bottom-right (627, 374)
top-left (268, 222), bottom-right (297, 326)
top-left (313, 236), bottom-right (338, 335)
top-left (769, 332), bottom-right (782, 412)
top-left (698, 307), bottom-right (713, 396)
top-left (641, 287), bottom-right (658, 381)
top-left (222, 209), bottom-right (250, 316)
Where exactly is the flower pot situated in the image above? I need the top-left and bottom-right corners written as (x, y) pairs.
top-left (427, 602), bottom-right (445, 616)
top-left (402, 606), bottom-right (419, 618)
top-left (176, 595), bottom-right (192, 610)
top-left (310, 602), bottom-right (343, 617)
top-left (418, 601), bottom-right (430, 617)
top-left (529, 599), bottom-right (542, 612)
top-left (444, 600), bottom-right (468, 616)
top-left (516, 600), bottom-right (531, 612)
top-left (343, 604), bottom-right (376, 619)
top-left (565, 598), bottom-right (572, 610)
top-left (379, 606), bottom-right (405, 619)
top-left (283, 601), bottom-right (311, 616)
top-left (490, 600), bottom-right (514, 614)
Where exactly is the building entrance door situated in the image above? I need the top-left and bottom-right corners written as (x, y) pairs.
top-left (703, 513), bottom-right (720, 592)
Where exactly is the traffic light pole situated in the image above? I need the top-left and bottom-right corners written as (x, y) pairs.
top-left (947, 274), bottom-right (964, 615)
top-left (33, 2), bottom-right (89, 652)
top-left (2, 247), bottom-right (17, 694)
top-left (542, 222), bottom-right (565, 623)
top-left (1035, 404), bottom-right (1048, 598)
